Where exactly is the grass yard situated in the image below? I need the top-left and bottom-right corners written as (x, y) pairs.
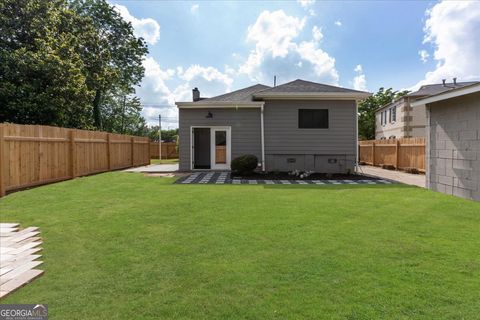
top-left (1, 173), bottom-right (480, 319)
top-left (150, 158), bottom-right (179, 165)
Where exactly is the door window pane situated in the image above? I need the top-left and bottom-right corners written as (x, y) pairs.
top-left (215, 131), bottom-right (227, 164)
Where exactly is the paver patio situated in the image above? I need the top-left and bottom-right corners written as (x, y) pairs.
top-left (0, 223), bottom-right (44, 298)
top-left (175, 172), bottom-right (395, 185)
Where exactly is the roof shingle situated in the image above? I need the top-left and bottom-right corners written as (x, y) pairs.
top-left (254, 79), bottom-right (369, 94)
top-left (198, 84), bottom-right (271, 102)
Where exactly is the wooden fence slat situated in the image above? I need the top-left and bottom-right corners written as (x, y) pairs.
top-left (0, 124), bottom-right (5, 197)
top-left (359, 137), bottom-right (425, 172)
top-left (149, 142), bottom-right (178, 159)
top-left (0, 123), bottom-right (150, 197)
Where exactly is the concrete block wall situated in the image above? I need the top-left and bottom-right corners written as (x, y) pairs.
top-left (428, 92), bottom-right (480, 201)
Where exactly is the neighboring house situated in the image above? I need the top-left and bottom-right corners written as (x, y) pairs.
top-left (375, 80), bottom-right (479, 140)
top-left (175, 79), bottom-right (370, 173)
top-left (411, 82), bottom-right (480, 201)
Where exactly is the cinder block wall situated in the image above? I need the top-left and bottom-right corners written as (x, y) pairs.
top-left (428, 92), bottom-right (480, 201)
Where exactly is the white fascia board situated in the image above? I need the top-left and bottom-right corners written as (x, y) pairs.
top-left (411, 83), bottom-right (480, 107)
top-left (176, 101), bottom-right (264, 108)
top-left (252, 92), bottom-right (371, 100)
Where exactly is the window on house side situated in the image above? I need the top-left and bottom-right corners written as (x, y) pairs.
top-left (298, 109), bottom-right (329, 128)
top-left (392, 106), bottom-right (396, 122)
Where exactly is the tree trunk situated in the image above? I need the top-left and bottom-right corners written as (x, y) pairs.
top-left (93, 90), bottom-right (102, 129)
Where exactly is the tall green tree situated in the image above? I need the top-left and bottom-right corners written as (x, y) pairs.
top-left (0, 0), bottom-right (94, 127)
top-left (0, 0), bottom-right (148, 130)
top-left (69, 0), bottom-right (148, 129)
top-left (358, 88), bottom-right (409, 140)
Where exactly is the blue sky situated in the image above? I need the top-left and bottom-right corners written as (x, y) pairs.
top-left (112, 0), bottom-right (480, 127)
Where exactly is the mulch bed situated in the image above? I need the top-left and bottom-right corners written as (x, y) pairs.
top-left (230, 172), bottom-right (379, 181)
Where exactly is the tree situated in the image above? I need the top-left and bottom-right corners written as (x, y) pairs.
top-left (358, 88), bottom-right (409, 140)
top-left (147, 127), bottom-right (178, 142)
top-left (101, 92), bottom-right (148, 136)
top-left (0, 0), bottom-right (94, 127)
top-left (69, 0), bottom-right (148, 130)
top-left (0, 0), bottom-right (148, 130)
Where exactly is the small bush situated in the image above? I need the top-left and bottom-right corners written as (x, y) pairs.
top-left (231, 155), bottom-right (258, 175)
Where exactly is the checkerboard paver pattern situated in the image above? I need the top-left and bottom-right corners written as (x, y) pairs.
top-left (176, 172), bottom-right (394, 185)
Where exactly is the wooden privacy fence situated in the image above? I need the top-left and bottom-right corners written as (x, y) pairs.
top-left (0, 123), bottom-right (150, 197)
top-left (359, 137), bottom-right (426, 172)
top-left (150, 142), bottom-right (178, 159)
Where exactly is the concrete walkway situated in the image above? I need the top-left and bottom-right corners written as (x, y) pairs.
top-left (124, 164), bottom-right (179, 173)
top-left (358, 165), bottom-right (425, 188)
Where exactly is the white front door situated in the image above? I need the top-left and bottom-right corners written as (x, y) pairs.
top-left (210, 127), bottom-right (231, 170)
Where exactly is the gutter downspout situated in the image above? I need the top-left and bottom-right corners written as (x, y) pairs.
top-left (355, 100), bottom-right (359, 174)
top-left (260, 104), bottom-right (265, 171)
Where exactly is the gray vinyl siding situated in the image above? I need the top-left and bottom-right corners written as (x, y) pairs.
top-left (427, 92), bottom-right (480, 201)
top-left (263, 100), bottom-right (357, 172)
top-left (178, 108), bottom-right (262, 171)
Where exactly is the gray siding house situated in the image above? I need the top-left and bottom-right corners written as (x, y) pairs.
top-left (176, 79), bottom-right (370, 173)
top-left (412, 83), bottom-right (480, 201)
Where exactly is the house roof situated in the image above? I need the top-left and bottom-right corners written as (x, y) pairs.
top-left (375, 81), bottom-right (480, 112)
top-left (176, 79), bottom-right (370, 107)
top-left (200, 84), bottom-right (271, 102)
top-left (255, 79), bottom-right (368, 94)
top-left (407, 81), bottom-right (479, 97)
top-left (411, 82), bottom-right (480, 107)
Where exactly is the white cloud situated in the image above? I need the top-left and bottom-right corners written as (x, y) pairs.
top-left (334, 20), bottom-right (342, 27)
top-left (312, 25), bottom-right (323, 42)
top-left (245, 10), bottom-right (306, 58)
top-left (297, 0), bottom-right (315, 8)
top-left (353, 64), bottom-right (367, 91)
top-left (418, 49), bottom-right (430, 63)
top-left (135, 57), bottom-right (233, 126)
top-left (113, 4), bottom-right (160, 45)
top-left (239, 10), bottom-right (339, 85)
top-left (412, 1), bottom-right (480, 89)
top-left (190, 4), bottom-right (199, 14)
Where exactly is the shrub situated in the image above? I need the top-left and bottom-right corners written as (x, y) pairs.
top-left (231, 154), bottom-right (258, 175)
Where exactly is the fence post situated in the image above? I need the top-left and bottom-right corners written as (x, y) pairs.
top-left (371, 141), bottom-right (376, 166)
top-left (69, 130), bottom-right (77, 178)
top-left (131, 137), bottom-right (135, 166)
top-left (107, 133), bottom-right (112, 170)
top-left (0, 124), bottom-right (5, 197)
top-left (395, 139), bottom-right (400, 169)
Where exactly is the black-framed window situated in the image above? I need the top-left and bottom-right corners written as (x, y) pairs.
top-left (298, 109), bottom-right (329, 129)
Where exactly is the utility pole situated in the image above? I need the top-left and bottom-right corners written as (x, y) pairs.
top-left (121, 95), bottom-right (126, 134)
top-left (158, 114), bottom-right (162, 161)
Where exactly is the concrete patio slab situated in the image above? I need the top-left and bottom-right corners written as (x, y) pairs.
top-left (358, 165), bottom-right (425, 188)
top-left (124, 164), bottom-right (179, 173)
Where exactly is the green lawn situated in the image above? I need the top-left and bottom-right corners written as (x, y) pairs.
top-left (150, 158), bottom-right (178, 165)
top-left (1, 173), bottom-right (480, 319)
